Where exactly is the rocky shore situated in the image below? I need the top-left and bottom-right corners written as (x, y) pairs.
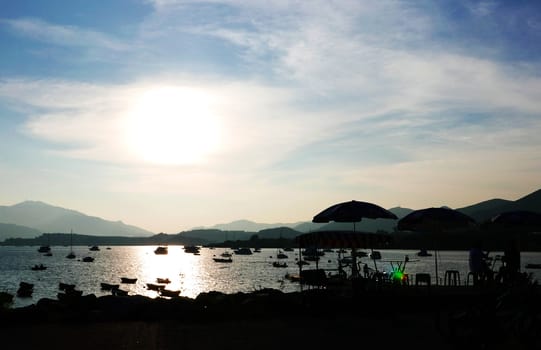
top-left (1, 286), bottom-right (539, 349)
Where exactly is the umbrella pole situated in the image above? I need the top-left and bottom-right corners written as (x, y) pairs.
top-left (434, 250), bottom-right (439, 286)
top-left (371, 248), bottom-right (378, 272)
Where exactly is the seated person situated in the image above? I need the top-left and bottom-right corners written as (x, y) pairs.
top-left (469, 241), bottom-right (490, 284)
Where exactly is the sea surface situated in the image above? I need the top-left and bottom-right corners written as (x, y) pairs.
top-left (2, 245), bottom-right (541, 309)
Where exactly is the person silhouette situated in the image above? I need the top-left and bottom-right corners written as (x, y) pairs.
top-left (501, 239), bottom-right (521, 284)
top-left (469, 241), bottom-right (489, 286)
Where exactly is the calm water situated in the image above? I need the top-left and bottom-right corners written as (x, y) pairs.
top-left (2, 245), bottom-right (541, 308)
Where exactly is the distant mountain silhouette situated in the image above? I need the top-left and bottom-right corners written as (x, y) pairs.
top-left (257, 227), bottom-right (301, 239)
top-left (0, 201), bottom-right (154, 237)
top-left (0, 223), bottom-right (41, 241)
top-left (179, 229), bottom-right (253, 243)
top-left (204, 207), bottom-right (414, 234)
top-left (208, 219), bottom-right (305, 232)
top-left (457, 188), bottom-right (541, 222)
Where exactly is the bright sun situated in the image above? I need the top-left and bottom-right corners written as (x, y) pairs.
top-left (125, 86), bottom-right (220, 165)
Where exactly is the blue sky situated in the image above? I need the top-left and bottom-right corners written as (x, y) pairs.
top-left (1, 0), bottom-right (540, 233)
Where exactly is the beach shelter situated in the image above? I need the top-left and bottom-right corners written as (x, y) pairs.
top-left (311, 200), bottom-right (397, 276)
top-left (295, 231), bottom-right (392, 288)
top-left (397, 207), bottom-right (477, 285)
top-left (295, 231), bottom-right (392, 249)
top-left (491, 210), bottom-right (541, 229)
top-left (490, 210), bottom-right (541, 273)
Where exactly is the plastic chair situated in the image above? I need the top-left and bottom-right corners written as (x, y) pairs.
top-left (415, 273), bottom-right (431, 287)
top-left (444, 270), bottom-right (460, 286)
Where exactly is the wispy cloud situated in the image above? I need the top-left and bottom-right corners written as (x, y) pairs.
top-left (2, 1), bottom-right (541, 230)
top-left (2, 17), bottom-right (131, 51)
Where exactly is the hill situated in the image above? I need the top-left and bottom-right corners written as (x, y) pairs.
top-left (457, 188), bottom-right (541, 223)
top-left (0, 201), bottom-right (154, 237)
top-left (0, 223), bottom-right (41, 241)
top-left (179, 229), bottom-right (253, 243)
top-left (208, 219), bottom-right (305, 232)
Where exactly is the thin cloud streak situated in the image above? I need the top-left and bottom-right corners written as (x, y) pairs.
top-left (1, 17), bottom-right (131, 51)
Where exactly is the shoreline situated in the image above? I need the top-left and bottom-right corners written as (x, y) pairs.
top-left (2, 285), bottom-right (540, 349)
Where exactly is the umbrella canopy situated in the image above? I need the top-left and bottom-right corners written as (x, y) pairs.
top-left (397, 207), bottom-right (477, 232)
top-left (491, 210), bottom-right (541, 228)
top-left (311, 200), bottom-right (397, 277)
top-left (295, 231), bottom-right (391, 249)
top-left (312, 200), bottom-right (398, 223)
top-left (397, 207), bottom-right (477, 286)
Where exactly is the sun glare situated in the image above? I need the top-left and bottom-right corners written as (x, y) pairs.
top-left (125, 86), bottom-right (220, 165)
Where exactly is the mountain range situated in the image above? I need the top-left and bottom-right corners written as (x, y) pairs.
top-left (0, 201), bottom-right (153, 241)
top-left (0, 188), bottom-right (540, 243)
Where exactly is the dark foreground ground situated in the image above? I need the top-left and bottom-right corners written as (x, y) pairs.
top-left (1, 286), bottom-right (540, 349)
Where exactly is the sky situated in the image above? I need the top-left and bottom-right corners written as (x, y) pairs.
top-left (1, 0), bottom-right (541, 233)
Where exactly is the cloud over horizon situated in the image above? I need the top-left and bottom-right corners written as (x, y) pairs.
top-left (1, 1), bottom-right (540, 232)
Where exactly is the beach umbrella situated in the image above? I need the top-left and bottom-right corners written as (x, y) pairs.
top-left (491, 210), bottom-right (541, 228)
top-left (397, 207), bottom-right (477, 285)
top-left (490, 210), bottom-right (541, 273)
top-left (311, 200), bottom-right (397, 275)
top-left (313, 200), bottom-right (398, 224)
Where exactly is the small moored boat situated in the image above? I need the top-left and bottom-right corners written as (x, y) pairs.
top-left (31, 264), bottom-right (47, 271)
top-left (525, 263), bottom-right (541, 269)
top-left (154, 246), bottom-right (168, 255)
top-left (184, 245), bottom-right (200, 254)
top-left (38, 245), bottom-right (51, 253)
top-left (120, 277), bottom-right (137, 284)
top-left (146, 283), bottom-right (166, 291)
top-left (160, 289), bottom-right (180, 298)
top-left (100, 282), bottom-right (119, 291)
top-left (417, 249), bottom-right (432, 257)
top-left (59, 283), bottom-right (76, 292)
top-left (273, 261), bottom-right (287, 268)
top-left (112, 288), bottom-right (128, 296)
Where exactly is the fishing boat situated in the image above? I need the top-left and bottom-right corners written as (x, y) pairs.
top-left (273, 261), bottom-right (287, 268)
top-left (66, 229), bottom-right (76, 259)
top-left (146, 283), bottom-right (166, 291)
top-left (112, 288), bottom-right (128, 296)
top-left (184, 245), bottom-right (201, 254)
top-left (31, 264), bottom-right (47, 271)
top-left (156, 278), bottom-right (171, 284)
top-left (82, 256), bottom-right (94, 262)
top-left (120, 277), bottom-right (137, 284)
top-left (285, 273), bottom-right (301, 282)
top-left (213, 257), bottom-right (233, 263)
top-left (89, 245), bottom-right (100, 251)
top-left (100, 282), bottom-right (119, 291)
top-left (57, 289), bottom-right (83, 301)
top-left (159, 289), bottom-right (180, 298)
top-left (234, 247), bottom-right (252, 255)
top-left (276, 249), bottom-right (288, 259)
top-left (417, 249), bottom-right (432, 257)
top-left (38, 235), bottom-right (52, 253)
top-left (154, 246), bottom-right (168, 255)
top-left (59, 283), bottom-right (76, 292)
top-left (37, 245), bottom-right (51, 253)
